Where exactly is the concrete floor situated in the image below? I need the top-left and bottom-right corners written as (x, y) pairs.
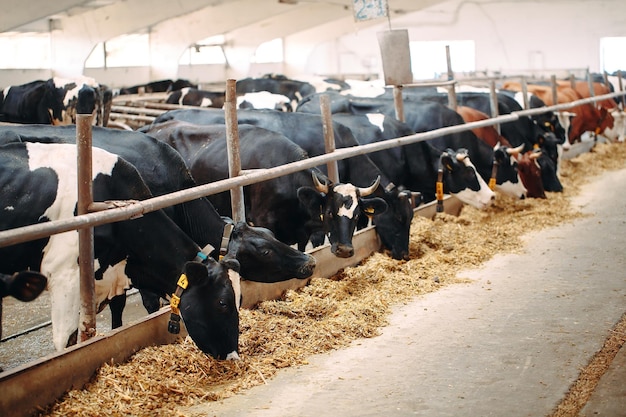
top-left (186, 168), bottom-right (626, 417)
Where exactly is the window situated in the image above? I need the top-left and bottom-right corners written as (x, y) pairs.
top-left (251, 38), bottom-right (283, 64)
top-left (0, 32), bottom-right (51, 69)
top-left (600, 37), bottom-right (626, 74)
top-left (179, 35), bottom-right (227, 65)
top-left (409, 40), bottom-right (475, 80)
top-left (85, 34), bottom-right (150, 68)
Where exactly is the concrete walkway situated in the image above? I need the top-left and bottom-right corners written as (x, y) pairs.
top-left (187, 168), bottom-right (626, 417)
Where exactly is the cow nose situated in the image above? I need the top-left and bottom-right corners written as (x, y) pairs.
top-left (334, 244), bottom-right (354, 258)
top-left (520, 194), bottom-right (526, 200)
top-left (226, 351), bottom-right (240, 361)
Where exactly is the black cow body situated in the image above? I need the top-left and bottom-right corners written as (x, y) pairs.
top-left (0, 124), bottom-right (317, 323)
top-left (166, 88), bottom-right (226, 108)
top-left (150, 108), bottom-right (419, 260)
top-left (143, 120), bottom-right (387, 258)
top-left (0, 142), bottom-right (239, 359)
top-left (0, 78), bottom-right (112, 127)
top-left (118, 79), bottom-right (197, 95)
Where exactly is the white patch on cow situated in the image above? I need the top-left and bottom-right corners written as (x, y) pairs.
top-left (2, 85), bottom-right (11, 99)
top-left (178, 87), bottom-right (191, 105)
top-left (453, 157), bottom-right (495, 210)
top-left (236, 92), bottom-right (290, 110)
top-left (604, 108), bottom-right (626, 142)
top-left (4, 206), bottom-right (14, 211)
top-left (200, 97), bottom-right (213, 108)
top-left (333, 184), bottom-right (358, 218)
top-left (228, 269), bottom-right (241, 311)
top-left (26, 142), bottom-right (120, 351)
top-left (496, 155), bottom-right (527, 199)
top-left (94, 259), bottom-right (131, 306)
top-left (437, 85), bottom-right (490, 94)
top-left (365, 113), bottom-right (385, 132)
top-left (557, 111), bottom-right (576, 149)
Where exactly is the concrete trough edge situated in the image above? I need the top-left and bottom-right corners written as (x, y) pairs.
top-left (0, 196), bottom-right (463, 417)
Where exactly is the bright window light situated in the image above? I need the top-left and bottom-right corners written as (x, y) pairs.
top-left (0, 32), bottom-right (51, 69)
top-left (85, 34), bottom-right (150, 68)
top-left (251, 38), bottom-right (283, 64)
top-left (600, 37), bottom-right (626, 74)
top-left (179, 35), bottom-right (227, 65)
top-left (410, 40), bottom-right (475, 80)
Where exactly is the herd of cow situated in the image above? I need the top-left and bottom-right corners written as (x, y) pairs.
top-left (1, 71), bottom-right (624, 362)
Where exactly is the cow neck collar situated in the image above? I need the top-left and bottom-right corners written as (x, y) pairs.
top-left (219, 218), bottom-right (235, 259)
top-left (489, 159), bottom-right (499, 191)
top-left (167, 243), bottom-right (215, 335)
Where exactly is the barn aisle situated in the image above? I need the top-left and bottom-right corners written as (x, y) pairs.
top-left (187, 168), bottom-right (626, 417)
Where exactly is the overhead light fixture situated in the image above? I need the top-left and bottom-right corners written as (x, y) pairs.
top-left (279, 0), bottom-right (298, 4)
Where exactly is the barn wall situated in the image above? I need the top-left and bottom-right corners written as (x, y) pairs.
top-left (298, 0), bottom-right (625, 80)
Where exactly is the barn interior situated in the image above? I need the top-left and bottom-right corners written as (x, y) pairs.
top-left (1, 0), bottom-right (625, 88)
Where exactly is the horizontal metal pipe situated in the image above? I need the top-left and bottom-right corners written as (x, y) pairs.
top-left (1, 90), bottom-right (624, 249)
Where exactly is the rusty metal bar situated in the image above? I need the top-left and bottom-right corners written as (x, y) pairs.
top-left (76, 90), bottom-right (96, 345)
top-left (551, 75), bottom-right (559, 107)
top-left (224, 79), bottom-right (245, 223)
top-left (1, 90), bottom-right (625, 250)
top-left (320, 94), bottom-right (339, 184)
top-left (393, 85), bottom-right (405, 122)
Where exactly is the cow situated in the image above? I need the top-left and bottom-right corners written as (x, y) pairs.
top-left (516, 150), bottom-right (546, 199)
top-left (117, 79), bottom-right (197, 95)
top-left (166, 87), bottom-right (226, 108)
top-left (149, 108), bottom-right (421, 260)
top-left (0, 142), bottom-right (240, 359)
top-left (0, 77), bottom-right (112, 127)
top-left (501, 81), bottom-right (616, 144)
top-left (236, 75), bottom-right (317, 110)
top-left (142, 120), bottom-right (387, 258)
top-left (297, 93), bottom-right (509, 203)
top-left (0, 124), bottom-right (318, 322)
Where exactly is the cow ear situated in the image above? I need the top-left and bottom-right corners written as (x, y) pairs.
top-left (183, 261), bottom-right (210, 286)
top-left (360, 197), bottom-right (388, 216)
top-left (221, 257), bottom-right (241, 274)
top-left (440, 153), bottom-right (455, 172)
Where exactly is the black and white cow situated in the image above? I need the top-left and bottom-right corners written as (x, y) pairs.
top-left (0, 77), bottom-right (112, 127)
top-left (166, 87), bottom-right (226, 108)
top-left (142, 120), bottom-right (387, 258)
top-left (117, 79), bottom-right (197, 95)
top-left (0, 141), bottom-right (241, 359)
top-left (0, 124), bottom-right (318, 323)
top-left (236, 75), bottom-right (317, 111)
top-left (149, 108), bottom-right (420, 261)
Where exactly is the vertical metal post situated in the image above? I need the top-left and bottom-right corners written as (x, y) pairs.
top-left (224, 79), bottom-right (245, 223)
top-left (569, 74), bottom-right (576, 90)
top-left (489, 80), bottom-right (500, 134)
top-left (586, 69), bottom-right (595, 97)
top-left (320, 94), bottom-right (339, 184)
top-left (618, 70), bottom-right (624, 93)
top-left (392, 85), bottom-right (405, 122)
top-left (76, 87), bottom-right (96, 344)
top-left (445, 45), bottom-right (458, 111)
top-left (551, 75), bottom-right (559, 107)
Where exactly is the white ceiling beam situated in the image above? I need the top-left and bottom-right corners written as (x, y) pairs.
top-left (0, 0), bottom-right (88, 32)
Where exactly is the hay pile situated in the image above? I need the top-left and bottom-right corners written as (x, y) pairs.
top-left (41, 142), bottom-right (626, 417)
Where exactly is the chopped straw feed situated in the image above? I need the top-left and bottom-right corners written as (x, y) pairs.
top-left (40, 141), bottom-right (626, 417)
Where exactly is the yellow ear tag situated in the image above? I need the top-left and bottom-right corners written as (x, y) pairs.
top-left (488, 178), bottom-right (496, 191)
top-left (364, 207), bottom-right (375, 214)
top-left (177, 273), bottom-right (189, 289)
top-left (436, 181), bottom-right (444, 201)
top-left (533, 143), bottom-right (540, 150)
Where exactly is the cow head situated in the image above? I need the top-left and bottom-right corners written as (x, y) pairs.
top-left (371, 184), bottom-right (421, 261)
top-left (440, 149), bottom-right (495, 210)
top-left (179, 258), bottom-right (240, 360)
top-left (517, 150), bottom-right (546, 199)
top-left (297, 172), bottom-right (387, 258)
top-left (535, 150), bottom-right (563, 192)
top-left (493, 143), bottom-right (527, 199)
top-left (223, 221), bottom-right (317, 282)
